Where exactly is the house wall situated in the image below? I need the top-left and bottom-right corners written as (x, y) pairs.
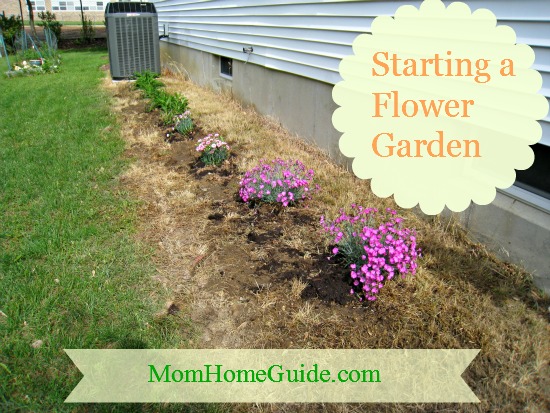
top-left (156, 0), bottom-right (550, 293)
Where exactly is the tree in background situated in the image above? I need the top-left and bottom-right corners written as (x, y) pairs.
top-left (24, 0), bottom-right (37, 38)
top-left (38, 11), bottom-right (62, 40)
top-left (78, 0), bottom-right (94, 43)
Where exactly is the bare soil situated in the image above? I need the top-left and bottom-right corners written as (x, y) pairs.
top-left (103, 69), bottom-right (550, 413)
top-left (165, 137), bottom-right (354, 306)
top-left (25, 25), bottom-right (106, 49)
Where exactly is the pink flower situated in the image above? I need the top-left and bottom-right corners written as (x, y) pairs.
top-left (238, 159), bottom-right (318, 207)
top-left (321, 204), bottom-right (420, 303)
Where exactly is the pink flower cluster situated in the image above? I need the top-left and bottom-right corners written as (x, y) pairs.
top-left (196, 133), bottom-right (229, 153)
top-left (239, 159), bottom-right (317, 207)
top-left (173, 110), bottom-right (191, 123)
top-left (321, 205), bottom-right (420, 302)
top-left (196, 133), bottom-right (230, 166)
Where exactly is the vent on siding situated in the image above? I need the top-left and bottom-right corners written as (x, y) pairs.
top-left (105, 2), bottom-right (160, 79)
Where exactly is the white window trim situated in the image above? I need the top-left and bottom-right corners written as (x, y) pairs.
top-left (498, 185), bottom-right (550, 214)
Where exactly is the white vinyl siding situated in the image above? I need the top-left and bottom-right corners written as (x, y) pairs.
top-left (153, 0), bottom-right (550, 146)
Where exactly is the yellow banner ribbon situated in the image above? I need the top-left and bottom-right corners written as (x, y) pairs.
top-left (65, 349), bottom-right (479, 403)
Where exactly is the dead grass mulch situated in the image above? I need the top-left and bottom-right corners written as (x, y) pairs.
top-left (102, 68), bottom-right (550, 413)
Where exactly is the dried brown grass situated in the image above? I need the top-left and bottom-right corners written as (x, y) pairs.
top-left (103, 71), bottom-right (550, 412)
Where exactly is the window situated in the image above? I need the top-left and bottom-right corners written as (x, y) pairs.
top-left (515, 143), bottom-right (550, 200)
top-left (51, 0), bottom-right (107, 11)
top-left (30, 0), bottom-right (46, 11)
top-left (220, 56), bottom-right (232, 78)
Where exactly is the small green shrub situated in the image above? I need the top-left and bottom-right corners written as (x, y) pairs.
top-left (79, 15), bottom-right (95, 44)
top-left (15, 47), bottom-right (42, 62)
top-left (147, 89), bottom-right (169, 111)
top-left (0, 15), bottom-right (23, 53)
top-left (133, 71), bottom-right (189, 125)
top-left (134, 70), bottom-right (164, 98)
top-left (173, 111), bottom-right (194, 136)
top-left (149, 90), bottom-right (188, 124)
top-left (38, 11), bottom-right (62, 40)
top-left (164, 92), bottom-right (188, 120)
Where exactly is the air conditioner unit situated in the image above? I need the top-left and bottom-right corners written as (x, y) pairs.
top-left (105, 2), bottom-right (161, 79)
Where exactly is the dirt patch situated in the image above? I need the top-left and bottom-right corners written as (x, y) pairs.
top-left (160, 132), bottom-right (355, 309)
top-left (24, 25), bottom-right (107, 49)
top-left (58, 37), bottom-right (107, 50)
top-left (103, 72), bottom-right (550, 413)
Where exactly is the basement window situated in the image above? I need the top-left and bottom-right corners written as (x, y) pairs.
top-left (515, 143), bottom-right (550, 200)
top-left (220, 56), bottom-right (233, 78)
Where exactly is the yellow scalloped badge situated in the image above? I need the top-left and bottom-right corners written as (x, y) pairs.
top-left (333, 0), bottom-right (549, 215)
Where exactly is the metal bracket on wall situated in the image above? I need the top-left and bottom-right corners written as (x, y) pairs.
top-left (243, 46), bottom-right (253, 64)
top-left (159, 24), bottom-right (169, 40)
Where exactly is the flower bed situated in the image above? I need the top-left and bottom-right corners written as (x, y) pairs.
top-left (7, 57), bottom-right (60, 77)
top-left (106, 72), bottom-right (550, 413)
top-left (132, 71), bottom-right (419, 305)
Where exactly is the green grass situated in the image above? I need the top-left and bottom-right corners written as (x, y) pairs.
top-left (0, 49), bottom-right (191, 411)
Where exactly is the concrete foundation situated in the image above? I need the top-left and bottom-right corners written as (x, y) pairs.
top-left (448, 192), bottom-right (550, 292)
top-left (160, 42), bottom-right (550, 294)
top-left (161, 44), bottom-right (347, 164)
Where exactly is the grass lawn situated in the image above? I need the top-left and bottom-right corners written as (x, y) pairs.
top-left (0, 49), bottom-right (190, 411)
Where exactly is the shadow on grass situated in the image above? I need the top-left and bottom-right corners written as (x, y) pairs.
top-left (420, 224), bottom-right (550, 318)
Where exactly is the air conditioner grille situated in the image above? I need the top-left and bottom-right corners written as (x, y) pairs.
top-left (106, 2), bottom-right (160, 79)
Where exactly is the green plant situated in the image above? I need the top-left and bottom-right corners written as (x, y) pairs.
top-left (15, 47), bottom-right (41, 62)
top-left (0, 14), bottom-right (23, 53)
top-left (133, 71), bottom-right (189, 123)
top-left (164, 92), bottom-right (188, 121)
top-left (38, 11), bottom-right (62, 40)
top-left (79, 15), bottom-right (95, 44)
top-left (173, 111), bottom-right (194, 136)
top-left (147, 89), bottom-right (169, 112)
top-left (148, 90), bottom-right (188, 124)
top-left (134, 70), bottom-right (164, 98)
top-left (196, 134), bottom-right (230, 166)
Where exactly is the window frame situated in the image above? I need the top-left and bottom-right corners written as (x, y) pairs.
top-left (220, 56), bottom-right (233, 79)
